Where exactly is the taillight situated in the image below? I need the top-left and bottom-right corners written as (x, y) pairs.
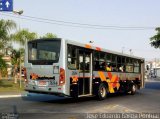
top-left (24, 68), bottom-right (28, 83)
top-left (59, 68), bottom-right (65, 86)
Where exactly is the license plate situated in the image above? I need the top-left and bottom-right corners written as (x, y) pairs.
top-left (38, 81), bottom-right (47, 86)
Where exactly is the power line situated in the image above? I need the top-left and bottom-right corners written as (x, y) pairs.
top-left (1, 12), bottom-right (155, 30)
top-left (0, 12), bottom-right (156, 30)
top-left (22, 14), bottom-right (155, 29)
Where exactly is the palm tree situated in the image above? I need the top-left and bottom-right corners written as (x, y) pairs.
top-left (11, 49), bottom-right (22, 83)
top-left (0, 19), bottom-right (16, 49)
top-left (0, 19), bottom-right (16, 79)
top-left (11, 29), bottom-right (37, 84)
top-left (11, 28), bottom-right (37, 47)
top-left (0, 55), bottom-right (7, 79)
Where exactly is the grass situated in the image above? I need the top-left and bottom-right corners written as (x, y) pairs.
top-left (0, 79), bottom-right (24, 92)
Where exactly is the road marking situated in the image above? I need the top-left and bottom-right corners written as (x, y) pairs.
top-left (0, 95), bottom-right (22, 98)
top-left (105, 104), bottom-right (138, 113)
top-left (117, 105), bottom-right (138, 113)
top-left (85, 104), bottom-right (139, 113)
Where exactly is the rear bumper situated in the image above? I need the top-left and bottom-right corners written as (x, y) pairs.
top-left (25, 89), bottom-right (69, 97)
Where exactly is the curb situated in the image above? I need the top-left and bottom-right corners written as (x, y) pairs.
top-left (0, 95), bottom-right (22, 98)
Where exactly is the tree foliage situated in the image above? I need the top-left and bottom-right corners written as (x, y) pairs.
top-left (40, 33), bottom-right (57, 39)
top-left (11, 29), bottom-right (37, 46)
top-left (0, 56), bottom-right (7, 69)
top-left (0, 19), bottom-right (16, 49)
top-left (10, 48), bottom-right (22, 83)
top-left (0, 19), bottom-right (58, 79)
top-left (11, 49), bottom-right (20, 66)
top-left (0, 55), bottom-right (7, 78)
top-left (150, 27), bottom-right (160, 49)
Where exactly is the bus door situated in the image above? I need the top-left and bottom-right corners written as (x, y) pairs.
top-left (78, 49), bottom-right (93, 96)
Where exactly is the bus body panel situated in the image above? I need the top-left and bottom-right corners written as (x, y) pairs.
top-left (25, 39), bottom-right (70, 96)
top-left (24, 38), bottom-right (145, 98)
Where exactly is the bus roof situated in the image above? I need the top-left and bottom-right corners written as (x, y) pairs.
top-left (65, 39), bottom-right (145, 61)
top-left (27, 38), bottom-right (144, 61)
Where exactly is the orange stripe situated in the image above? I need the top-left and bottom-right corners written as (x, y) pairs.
top-left (107, 72), bottom-right (112, 79)
top-left (70, 76), bottom-right (109, 79)
top-left (71, 75), bottom-right (78, 83)
top-left (85, 44), bottom-right (92, 49)
top-left (96, 47), bottom-right (101, 51)
top-left (98, 71), bottom-right (107, 82)
top-left (111, 75), bottom-right (119, 88)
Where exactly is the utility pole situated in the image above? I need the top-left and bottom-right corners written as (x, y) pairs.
top-left (13, 10), bottom-right (23, 88)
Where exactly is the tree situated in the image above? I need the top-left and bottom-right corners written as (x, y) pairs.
top-left (11, 29), bottom-right (37, 84)
top-left (40, 33), bottom-right (57, 39)
top-left (150, 27), bottom-right (160, 49)
top-left (0, 55), bottom-right (7, 79)
top-left (0, 19), bottom-right (16, 79)
top-left (0, 19), bottom-right (16, 49)
top-left (11, 29), bottom-right (37, 47)
top-left (11, 49), bottom-right (21, 83)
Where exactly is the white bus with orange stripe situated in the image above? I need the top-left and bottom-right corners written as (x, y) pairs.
top-left (24, 38), bottom-right (145, 100)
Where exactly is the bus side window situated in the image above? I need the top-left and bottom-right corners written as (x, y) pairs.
top-left (99, 61), bottom-right (105, 70)
top-left (94, 61), bottom-right (100, 70)
top-left (94, 52), bottom-right (106, 71)
top-left (106, 53), bottom-right (112, 71)
top-left (94, 52), bottom-right (100, 70)
top-left (67, 45), bottom-right (77, 70)
top-left (126, 57), bottom-right (133, 72)
top-left (111, 55), bottom-right (117, 72)
top-left (111, 63), bottom-right (117, 71)
top-left (86, 62), bottom-right (90, 70)
top-left (122, 57), bottom-right (126, 72)
top-left (68, 58), bottom-right (77, 70)
top-left (117, 56), bottom-right (124, 72)
top-left (79, 55), bottom-right (84, 71)
top-left (106, 63), bottom-right (112, 71)
top-left (85, 55), bottom-right (90, 71)
top-left (134, 59), bottom-right (140, 73)
top-left (99, 52), bottom-right (106, 70)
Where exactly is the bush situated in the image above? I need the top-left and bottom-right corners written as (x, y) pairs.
top-left (0, 80), bottom-right (3, 86)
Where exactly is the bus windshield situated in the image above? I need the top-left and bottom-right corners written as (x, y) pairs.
top-left (28, 39), bottom-right (61, 65)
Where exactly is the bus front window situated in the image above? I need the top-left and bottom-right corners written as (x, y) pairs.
top-left (28, 39), bottom-right (61, 65)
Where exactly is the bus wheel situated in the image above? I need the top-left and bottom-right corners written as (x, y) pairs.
top-left (97, 83), bottom-right (107, 100)
top-left (130, 84), bottom-right (137, 95)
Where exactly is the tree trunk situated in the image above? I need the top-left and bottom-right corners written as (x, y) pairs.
top-left (13, 65), bottom-right (17, 84)
top-left (0, 70), bottom-right (2, 80)
top-left (14, 75), bottom-right (17, 83)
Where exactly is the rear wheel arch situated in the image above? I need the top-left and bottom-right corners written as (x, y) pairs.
top-left (102, 81), bottom-right (109, 91)
top-left (127, 82), bottom-right (137, 95)
top-left (96, 82), bottom-right (108, 100)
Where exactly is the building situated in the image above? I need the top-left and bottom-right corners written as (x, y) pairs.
top-left (145, 59), bottom-right (160, 78)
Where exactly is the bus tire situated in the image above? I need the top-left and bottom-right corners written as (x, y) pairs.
top-left (97, 83), bottom-right (107, 100)
top-left (130, 84), bottom-right (137, 95)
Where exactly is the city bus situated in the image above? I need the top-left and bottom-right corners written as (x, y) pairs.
top-left (24, 38), bottom-right (145, 100)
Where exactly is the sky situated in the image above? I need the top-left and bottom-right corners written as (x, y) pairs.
top-left (0, 0), bottom-right (160, 61)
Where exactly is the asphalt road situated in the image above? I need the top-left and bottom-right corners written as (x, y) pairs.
top-left (0, 79), bottom-right (160, 119)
